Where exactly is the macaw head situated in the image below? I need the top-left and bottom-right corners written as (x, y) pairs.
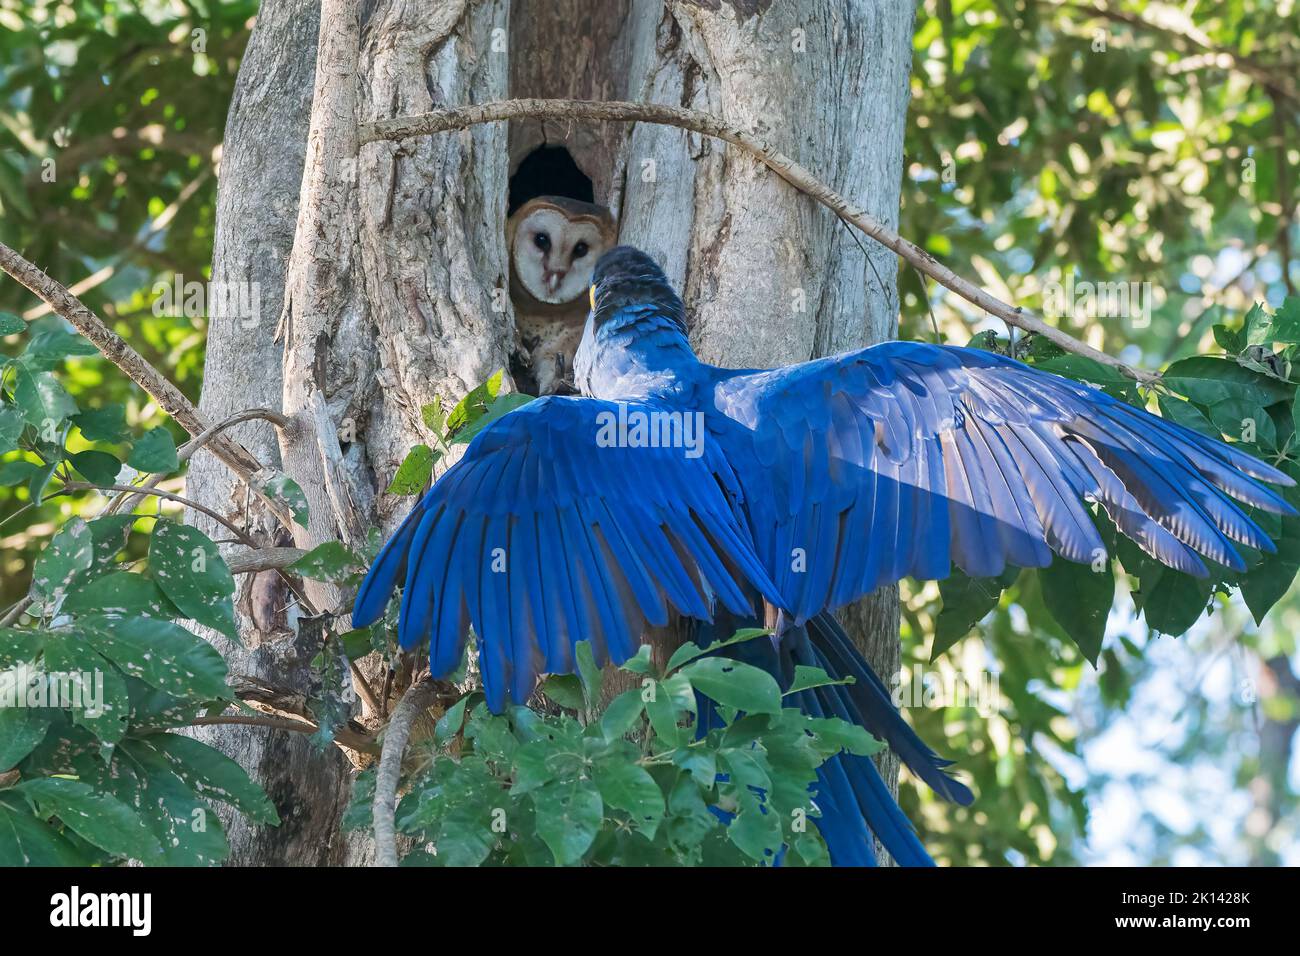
top-left (588, 245), bottom-right (687, 336)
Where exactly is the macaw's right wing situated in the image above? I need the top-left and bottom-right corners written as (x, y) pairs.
top-left (352, 396), bottom-right (781, 711)
top-left (710, 341), bottom-right (1296, 624)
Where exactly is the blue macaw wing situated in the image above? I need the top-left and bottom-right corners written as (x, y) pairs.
top-left (710, 341), bottom-right (1296, 621)
top-left (353, 396), bottom-right (782, 711)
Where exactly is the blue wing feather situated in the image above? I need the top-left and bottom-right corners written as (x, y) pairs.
top-left (708, 341), bottom-right (1295, 615)
top-left (352, 396), bottom-right (783, 708)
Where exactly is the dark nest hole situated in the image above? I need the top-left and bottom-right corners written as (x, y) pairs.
top-left (508, 145), bottom-right (594, 214)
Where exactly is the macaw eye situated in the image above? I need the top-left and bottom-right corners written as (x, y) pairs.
top-left (533, 232), bottom-right (551, 252)
top-left (572, 242), bottom-right (589, 260)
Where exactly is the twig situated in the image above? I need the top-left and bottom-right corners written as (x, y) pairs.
top-left (0, 241), bottom-right (298, 528)
top-left (60, 481), bottom-right (320, 617)
top-left (373, 679), bottom-right (438, 867)
top-left (359, 98), bottom-right (1160, 385)
top-left (61, 482), bottom-right (261, 550)
top-left (102, 407), bottom-right (291, 518)
top-left (189, 713), bottom-right (379, 755)
top-left (0, 597), bottom-right (33, 628)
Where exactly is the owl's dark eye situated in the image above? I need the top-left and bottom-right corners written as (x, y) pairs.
top-left (533, 231), bottom-right (551, 252)
top-left (572, 242), bottom-right (589, 260)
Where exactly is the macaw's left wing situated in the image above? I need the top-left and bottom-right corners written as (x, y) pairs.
top-left (709, 341), bottom-right (1296, 622)
top-left (352, 396), bottom-right (781, 711)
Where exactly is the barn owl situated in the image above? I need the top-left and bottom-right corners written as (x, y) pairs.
top-left (507, 195), bottom-right (616, 395)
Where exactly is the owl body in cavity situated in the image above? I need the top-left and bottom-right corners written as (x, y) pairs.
top-left (507, 195), bottom-right (617, 395)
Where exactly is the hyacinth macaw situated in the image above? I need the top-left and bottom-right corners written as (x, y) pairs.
top-left (354, 245), bottom-right (1294, 866)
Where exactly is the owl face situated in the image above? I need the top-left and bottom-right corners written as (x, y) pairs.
top-left (509, 200), bottom-right (614, 306)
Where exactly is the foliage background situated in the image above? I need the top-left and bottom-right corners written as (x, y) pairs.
top-left (1, 0), bottom-right (1297, 865)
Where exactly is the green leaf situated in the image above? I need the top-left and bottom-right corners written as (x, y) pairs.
top-left (387, 443), bottom-right (437, 495)
top-left (261, 472), bottom-right (309, 527)
top-left (17, 777), bottom-right (161, 861)
top-left (31, 517), bottom-right (94, 602)
top-left (539, 674), bottom-right (585, 711)
top-left (149, 520), bottom-right (239, 641)
top-left (446, 370), bottom-right (505, 437)
top-left (679, 657), bottom-right (784, 715)
top-left (786, 664), bottom-right (852, 695)
top-left (1142, 573), bottom-right (1211, 635)
top-left (807, 716), bottom-right (883, 756)
top-left (421, 396), bottom-right (446, 434)
top-left (82, 617), bottom-right (231, 701)
top-left (599, 689), bottom-right (646, 741)
top-left (1037, 558), bottom-right (1115, 664)
top-left (27, 461), bottom-right (58, 503)
top-left (0, 626), bottom-right (44, 669)
top-left (449, 392), bottom-right (533, 446)
top-left (593, 760), bottom-right (664, 838)
top-left (645, 673), bottom-right (695, 748)
top-left (0, 709), bottom-right (51, 770)
top-left (1265, 296), bottom-right (1300, 344)
top-left (531, 778), bottom-right (603, 865)
top-left (933, 569), bottom-right (1016, 659)
top-left (71, 404), bottom-right (129, 443)
top-left (0, 312), bottom-right (24, 335)
top-left (63, 570), bottom-right (178, 618)
top-left (68, 449), bottom-right (122, 486)
top-left (1205, 398), bottom-right (1277, 450)
top-left (665, 627), bottom-right (770, 673)
top-left (1212, 322), bottom-right (1244, 354)
top-left (12, 364), bottom-right (77, 427)
top-left (575, 641), bottom-right (602, 711)
top-left (106, 743), bottom-right (229, 866)
top-left (1157, 394), bottom-right (1219, 439)
top-left (0, 405), bottom-right (24, 452)
top-left (435, 694), bottom-right (471, 741)
top-left (289, 541), bottom-right (364, 582)
top-left (0, 459), bottom-right (39, 486)
top-left (138, 734), bottom-right (279, 825)
top-left (619, 644), bottom-right (654, 675)
top-left (41, 631), bottom-right (131, 744)
top-left (127, 427), bottom-right (179, 473)
top-left (0, 794), bottom-right (87, 866)
top-left (21, 323), bottom-right (98, 369)
top-left (1034, 354), bottom-right (1138, 400)
top-left (1161, 356), bottom-right (1291, 408)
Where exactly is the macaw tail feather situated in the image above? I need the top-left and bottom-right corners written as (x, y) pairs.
top-left (691, 611), bottom-right (969, 866)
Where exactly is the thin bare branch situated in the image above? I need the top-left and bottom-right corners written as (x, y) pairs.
top-left (360, 98), bottom-right (1162, 385)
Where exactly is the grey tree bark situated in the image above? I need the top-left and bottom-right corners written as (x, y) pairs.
top-left (192, 0), bottom-right (914, 865)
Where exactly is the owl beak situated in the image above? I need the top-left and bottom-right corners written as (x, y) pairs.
top-left (543, 269), bottom-right (567, 295)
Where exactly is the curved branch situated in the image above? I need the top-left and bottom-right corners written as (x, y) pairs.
top-left (360, 98), bottom-right (1161, 385)
top-left (103, 407), bottom-right (292, 518)
top-left (61, 481), bottom-right (262, 549)
top-left (373, 679), bottom-right (438, 867)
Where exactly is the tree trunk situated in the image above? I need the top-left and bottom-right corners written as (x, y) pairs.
top-left (193, 0), bottom-right (914, 865)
